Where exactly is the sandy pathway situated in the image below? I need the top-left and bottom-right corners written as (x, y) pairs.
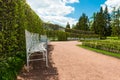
top-left (51, 41), bottom-right (120, 80)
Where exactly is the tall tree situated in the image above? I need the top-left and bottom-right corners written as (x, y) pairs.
top-left (76, 13), bottom-right (89, 31)
top-left (91, 13), bottom-right (98, 33)
top-left (111, 7), bottom-right (120, 38)
top-left (104, 6), bottom-right (111, 36)
top-left (91, 7), bottom-right (106, 39)
top-left (98, 7), bottom-right (106, 38)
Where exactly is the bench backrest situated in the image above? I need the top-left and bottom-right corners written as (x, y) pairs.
top-left (25, 30), bottom-right (40, 53)
top-left (25, 30), bottom-right (48, 53)
top-left (25, 30), bottom-right (32, 53)
top-left (40, 35), bottom-right (48, 48)
top-left (40, 35), bottom-right (47, 42)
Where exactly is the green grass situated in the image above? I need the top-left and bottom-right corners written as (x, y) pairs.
top-left (78, 45), bottom-right (120, 59)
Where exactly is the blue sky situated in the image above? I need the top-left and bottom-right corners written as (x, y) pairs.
top-left (27, 0), bottom-right (120, 27)
top-left (66, 0), bottom-right (106, 19)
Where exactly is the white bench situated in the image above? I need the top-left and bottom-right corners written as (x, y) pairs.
top-left (25, 30), bottom-right (48, 70)
top-left (40, 35), bottom-right (48, 48)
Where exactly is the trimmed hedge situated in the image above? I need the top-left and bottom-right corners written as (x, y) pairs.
top-left (57, 31), bottom-right (69, 41)
top-left (82, 40), bottom-right (120, 53)
top-left (46, 30), bottom-right (99, 41)
top-left (46, 30), bottom-right (69, 41)
top-left (0, 0), bottom-right (43, 80)
top-left (65, 28), bottom-right (99, 39)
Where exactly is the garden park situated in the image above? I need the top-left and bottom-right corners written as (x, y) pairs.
top-left (0, 0), bottom-right (120, 80)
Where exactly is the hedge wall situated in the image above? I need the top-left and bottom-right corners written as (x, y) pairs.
top-left (45, 29), bottom-right (99, 41)
top-left (0, 0), bottom-right (43, 80)
top-left (46, 30), bottom-right (69, 41)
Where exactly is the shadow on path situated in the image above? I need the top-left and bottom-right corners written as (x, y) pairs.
top-left (18, 45), bottom-right (59, 80)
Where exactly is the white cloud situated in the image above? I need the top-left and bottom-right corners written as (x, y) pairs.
top-left (26, 0), bottom-right (79, 27)
top-left (63, 0), bottom-right (79, 3)
top-left (101, 0), bottom-right (120, 13)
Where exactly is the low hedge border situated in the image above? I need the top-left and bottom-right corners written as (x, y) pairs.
top-left (79, 45), bottom-right (120, 59)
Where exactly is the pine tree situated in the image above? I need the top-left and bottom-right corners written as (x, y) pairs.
top-left (76, 13), bottom-right (89, 31)
top-left (111, 7), bottom-right (120, 38)
top-left (91, 7), bottom-right (106, 39)
top-left (91, 13), bottom-right (98, 33)
top-left (104, 6), bottom-right (111, 36)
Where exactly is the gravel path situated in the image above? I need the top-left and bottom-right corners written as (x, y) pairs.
top-left (18, 41), bottom-right (120, 80)
top-left (51, 41), bottom-right (120, 80)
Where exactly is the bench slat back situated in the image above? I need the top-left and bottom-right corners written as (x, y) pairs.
top-left (25, 30), bottom-right (32, 53)
top-left (25, 30), bottom-right (40, 53)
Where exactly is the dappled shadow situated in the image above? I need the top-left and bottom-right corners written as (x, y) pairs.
top-left (18, 45), bottom-right (59, 80)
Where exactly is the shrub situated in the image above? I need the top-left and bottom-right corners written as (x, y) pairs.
top-left (82, 40), bottom-right (120, 53)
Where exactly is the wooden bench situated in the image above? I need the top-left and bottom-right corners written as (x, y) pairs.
top-left (25, 30), bottom-right (48, 70)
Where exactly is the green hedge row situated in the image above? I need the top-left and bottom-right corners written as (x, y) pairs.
top-left (57, 31), bottom-right (69, 41)
top-left (46, 30), bottom-right (69, 41)
top-left (65, 28), bottom-right (99, 38)
top-left (46, 30), bottom-right (99, 41)
top-left (65, 28), bottom-right (95, 34)
top-left (0, 0), bottom-right (43, 80)
top-left (82, 40), bottom-right (120, 53)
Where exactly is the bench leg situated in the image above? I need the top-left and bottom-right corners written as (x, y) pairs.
top-left (27, 55), bottom-right (29, 72)
top-left (45, 51), bottom-right (49, 67)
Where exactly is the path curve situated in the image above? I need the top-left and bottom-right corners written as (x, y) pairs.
top-left (51, 41), bottom-right (120, 80)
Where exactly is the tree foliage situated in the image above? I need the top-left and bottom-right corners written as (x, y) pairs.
top-left (104, 6), bottom-right (111, 36)
top-left (75, 13), bottom-right (89, 31)
top-left (111, 7), bottom-right (120, 38)
top-left (91, 7), bottom-right (111, 39)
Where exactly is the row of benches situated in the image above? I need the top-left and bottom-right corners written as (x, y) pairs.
top-left (25, 30), bottom-right (49, 70)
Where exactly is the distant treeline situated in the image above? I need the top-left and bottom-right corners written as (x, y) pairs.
top-left (66, 6), bottom-right (120, 39)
